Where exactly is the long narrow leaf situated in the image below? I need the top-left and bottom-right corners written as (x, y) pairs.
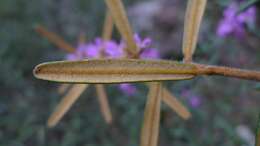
top-left (35, 25), bottom-right (75, 53)
top-left (102, 12), bottom-right (114, 41)
top-left (58, 84), bottom-right (71, 94)
top-left (140, 82), bottom-right (162, 146)
top-left (95, 84), bottom-right (113, 124)
top-left (34, 59), bottom-right (260, 82)
top-left (162, 88), bottom-right (191, 119)
top-left (33, 59), bottom-right (195, 83)
top-left (182, 0), bottom-right (207, 62)
top-left (48, 84), bottom-right (88, 127)
top-left (104, 0), bottom-right (139, 57)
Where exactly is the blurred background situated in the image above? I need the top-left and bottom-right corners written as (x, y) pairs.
top-left (0, 0), bottom-right (259, 145)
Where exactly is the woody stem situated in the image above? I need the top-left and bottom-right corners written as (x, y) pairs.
top-left (194, 63), bottom-right (260, 81)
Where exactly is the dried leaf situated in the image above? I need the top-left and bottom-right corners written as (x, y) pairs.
top-left (104, 0), bottom-right (192, 120)
top-left (140, 82), bottom-right (162, 146)
top-left (102, 12), bottom-right (114, 41)
top-left (95, 84), bottom-right (113, 124)
top-left (58, 84), bottom-right (71, 94)
top-left (104, 0), bottom-right (192, 122)
top-left (182, 0), bottom-right (207, 62)
top-left (48, 84), bottom-right (88, 127)
top-left (104, 0), bottom-right (139, 57)
top-left (33, 59), bottom-right (195, 83)
top-left (105, 0), bottom-right (192, 121)
top-left (35, 25), bottom-right (75, 53)
top-left (162, 88), bottom-right (191, 119)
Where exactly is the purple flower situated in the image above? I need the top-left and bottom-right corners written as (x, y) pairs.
top-left (119, 34), bottom-right (160, 59)
top-left (189, 96), bottom-right (201, 108)
top-left (86, 38), bottom-right (101, 58)
top-left (140, 48), bottom-right (159, 59)
top-left (134, 34), bottom-right (160, 59)
top-left (134, 34), bottom-right (152, 49)
top-left (104, 40), bottom-right (124, 58)
top-left (181, 90), bottom-right (202, 108)
top-left (216, 1), bottom-right (256, 39)
top-left (66, 44), bottom-right (88, 60)
top-left (119, 83), bottom-right (137, 96)
top-left (66, 38), bottom-right (123, 60)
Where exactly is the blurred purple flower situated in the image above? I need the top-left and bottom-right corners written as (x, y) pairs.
top-left (119, 83), bottom-right (137, 96)
top-left (66, 38), bottom-right (123, 60)
top-left (105, 40), bottom-right (124, 58)
top-left (134, 34), bottom-right (160, 59)
top-left (189, 96), bottom-right (201, 108)
top-left (216, 1), bottom-right (256, 39)
top-left (134, 34), bottom-right (152, 49)
top-left (181, 90), bottom-right (202, 108)
top-left (140, 48), bottom-right (159, 59)
top-left (66, 44), bottom-right (88, 60)
top-left (86, 38), bottom-right (102, 58)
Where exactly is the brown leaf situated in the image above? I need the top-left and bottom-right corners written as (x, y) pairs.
top-left (48, 84), bottom-right (88, 127)
top-left (57, 84), bottom-right (71, 94)
top-left (35, 25), bottom-right (75, 53)
top-left (104, 0), bottom-right (139, 57)
top-left (95, 84), bottom-right (113, 124)
top-left (140, 82), bottom-right (162, 146)
top-left (182, 0), bottom-right (207, 62)
top-left (33, 59), bottom-right (195, 83)
top-left (162, 88), bottom-right (191, 119)
top-left (102, 12), bottom-right (114, 41)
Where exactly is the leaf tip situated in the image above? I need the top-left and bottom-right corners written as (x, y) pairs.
top-left (33, 64), bottom-right (41, 78)
top-left (33, 63), bottom-right (44, 79)
top-left (47, 118), bottom-right (57, 128)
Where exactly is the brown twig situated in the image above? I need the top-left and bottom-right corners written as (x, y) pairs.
top-left (95, 84), bottom-right (113, 124)
top-left (48, 84), bottom-right (89, 127)
top-left (194, 63), bottom-right (260, 81)
top-left (35, 25), bottom-right (75, 53)
top-left (102, 12), bottom-right (114, 41)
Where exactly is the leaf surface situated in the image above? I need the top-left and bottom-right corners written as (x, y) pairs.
top-left (182, 0), bottom-right (207, 62)
top-left (34, 59), bottom-right (195, 83)
top-left (102, 12), bottom-right (114, 41)
top-left (162, 88), bottom-right (191, 119)
top-left (58, 84), bottom-right (71, 94)
top-left (95, 84), bottom-right (113, 124)
top-left (48, 84), bottom-right (88, 127)
top-left (104, 0), bottom-right (139, 57)
top-left (140, 82), bottom-right (162, 146)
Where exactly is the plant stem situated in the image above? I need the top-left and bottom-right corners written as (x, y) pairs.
top-left (102, 12), bottom-right (114, 41)
top-left (95, 84), bottom-right (113, 124)
top-left (194, 63), bottom-right (260, 81)
top-left (34, 25), bottom-right (75, 52)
